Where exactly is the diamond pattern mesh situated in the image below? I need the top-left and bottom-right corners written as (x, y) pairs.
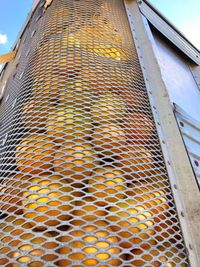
top-left (0, 0), bottom-right (189, 266)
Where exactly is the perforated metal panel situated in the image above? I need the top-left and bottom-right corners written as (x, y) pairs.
top-left (0, 0), bottom-right (189, 266)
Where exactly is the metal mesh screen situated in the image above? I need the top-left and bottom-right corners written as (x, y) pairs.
top-left (0, 0), bottom-right (189, 266)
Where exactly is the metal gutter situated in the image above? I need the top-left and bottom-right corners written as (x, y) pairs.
top-left (138, 0), bottom-right (200, 65)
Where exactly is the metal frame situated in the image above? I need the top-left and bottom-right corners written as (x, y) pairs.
top-left (124, 0), bottom-right (200, 266)
top-left (190, 64), bottom-right (200, 91)
top-left (174, 103), bottom-right (200, 188)
top-left (138, 0), bottom-right (200, 65)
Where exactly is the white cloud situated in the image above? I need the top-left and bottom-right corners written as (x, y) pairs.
top-left (0, 33), bottom-right (8, 45)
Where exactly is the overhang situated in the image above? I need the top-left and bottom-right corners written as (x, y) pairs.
top-left (138, 0), bottom-right (200, 65)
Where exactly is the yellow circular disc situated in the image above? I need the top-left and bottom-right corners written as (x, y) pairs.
top-left (46, 105), bottom-right (93, 143)
top-left (92, 124), bottom-right (126, 157)
top-left (116, 145), bottom-right (154, 180)
top-left (3, 232), bottom-right (57, 264)
top-left (58, 221), bottom-right (122, 266)
top-left (88, 167), bottom-right (127, 206)
top-left (108, 198), bottom-right (156, 249)
top-left (91, 92), bottom-right (127, 124)
top-left (21, 99), bottom-right (54, 131)
top-left (68, 24), bottom-right (130, 61)
top-left (73, 197), bottom-right (107, 221)
top-left (16, 134), bottom-right (57, 175)
top-left (124, 114), bottom-right (154, 142)
top-left (54, 143), bottom-right (100, 178)
top-left (22, 175), bottom-right (74, 229)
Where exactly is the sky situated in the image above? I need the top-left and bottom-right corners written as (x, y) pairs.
top-left (0, 1), bottom-right (200, 57)
top-left (148, 0), bottom-right (200, 50)
top-left (0, 0), bottom-right (32, 55)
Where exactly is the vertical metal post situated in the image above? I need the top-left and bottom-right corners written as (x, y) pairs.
top-left (124, 0), bottom-right (200, 266)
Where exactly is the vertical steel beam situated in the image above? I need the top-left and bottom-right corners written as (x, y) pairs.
top-left (124, 0), bottom-right (200, 266)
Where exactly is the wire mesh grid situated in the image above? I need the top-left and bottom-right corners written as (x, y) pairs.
top-left (0, 0), bottom-right (189, 266)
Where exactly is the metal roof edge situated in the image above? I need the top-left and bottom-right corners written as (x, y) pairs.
top-left (11, 0), bottom-right (43, 51)
top-left (138, 0), bottom-right (200, 65)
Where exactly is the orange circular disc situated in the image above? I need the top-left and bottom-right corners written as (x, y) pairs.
top-left (22, 175), bottom-right (74, 230)
top-left (54, 143), bottom-right (100, 179)
top-left (16, 134), bottom-right (57, 175)
top-left (88, 167), bottom-right (127, 206)
top-left (58, 220), bottom-right (123, 266)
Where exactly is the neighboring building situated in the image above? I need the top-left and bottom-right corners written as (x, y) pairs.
top-left (0, 0), bottom-right (199, 266)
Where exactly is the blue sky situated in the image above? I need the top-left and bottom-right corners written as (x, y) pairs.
top-left (0, 0), bottom-right (32, 55)
top-left (0, 0), bottom-right (200, 57)
top-left (148, 0), bottom-right (200, 50)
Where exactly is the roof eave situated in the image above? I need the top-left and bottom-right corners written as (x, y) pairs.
top-left (138, 0), bottom-right (200, 65)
